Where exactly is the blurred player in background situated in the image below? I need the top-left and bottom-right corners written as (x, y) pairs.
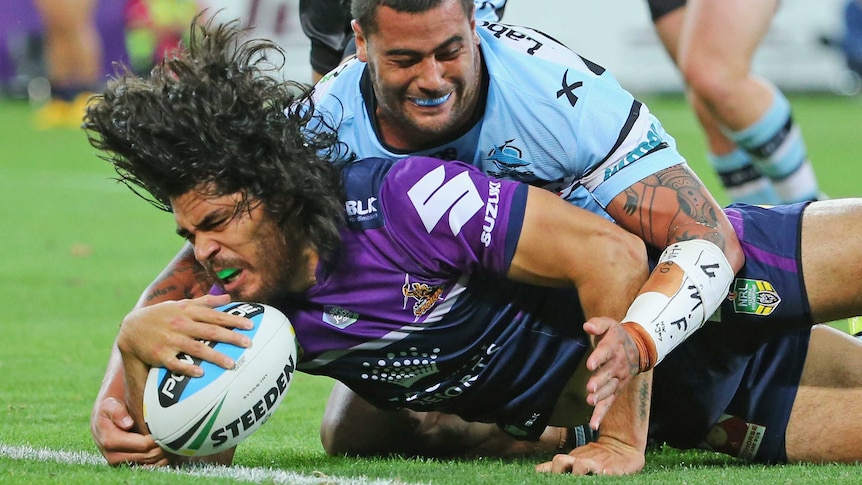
top-left (32, 0), bottom-right (103, 129)
top-left (300, 0), bottom-right (354, 83)
top-left (648, 0), bottom-right (823, 204)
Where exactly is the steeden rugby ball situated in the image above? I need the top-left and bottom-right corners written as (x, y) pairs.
top-left (142, 302), bottom-right (297, 456)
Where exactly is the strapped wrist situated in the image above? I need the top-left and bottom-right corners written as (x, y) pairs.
top-left (621, 321), bottom-right (657, 372)
top-left (622, 239), bottom-right (734, 367)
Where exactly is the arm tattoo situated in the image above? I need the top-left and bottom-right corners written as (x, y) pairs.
top-left (144, 284), bottom-right (179, 302)
top-left (144, 259), bottom-right (212, 303)
top-left (619, 165), bottom-right (728, 250)
top-left (638, 378), bottom-right (650, 423)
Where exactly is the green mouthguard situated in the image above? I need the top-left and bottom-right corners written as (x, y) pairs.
top-left (217, 268), bottom-right (239, 280)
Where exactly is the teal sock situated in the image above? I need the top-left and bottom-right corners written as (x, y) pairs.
top-left (727, 87), bottom-right (820, 203)
top-left (707, 149), bottom-right (780, 205)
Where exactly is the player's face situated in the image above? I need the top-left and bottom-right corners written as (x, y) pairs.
top-left (354, 0), bottom-right (482, 150)
top-left (172, 190), bottom-right (316, 303)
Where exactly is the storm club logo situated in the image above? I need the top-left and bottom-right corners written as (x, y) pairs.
top-left (402, 274), bottom-right (444, 319)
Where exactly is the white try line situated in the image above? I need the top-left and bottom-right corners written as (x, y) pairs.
top-left (0, 443), bottom-right (417, 484)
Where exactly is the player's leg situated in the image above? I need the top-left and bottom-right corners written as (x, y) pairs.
top-left (691, 96), bottom-right (781, 204)
top-left (652, 1), bottom-right (778, 204)
top-left (800, 199), bottom-right (862, 323)
top-left (689, 324), bottom-right (862, 463)
top-left (785, 325), bottom-right (862, 462)
top-left (712, 201), bottom-right (862, 462)
top-left (679, 0), bottom-right (821, 203)
top-left (33, 0), bottom-right (103, 128)
top-left (321, 381), bottom-right (564, 457)
top-left (34, 0), bottom-right (102, 92)
top-left (677, 0), bottom-right (775, 129)
top-left (320, 381), bottom-right (419, 456)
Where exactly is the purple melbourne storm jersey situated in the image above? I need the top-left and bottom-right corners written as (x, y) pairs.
top-left (279, 156), bottom-right (591, 439)
top-left (310, 20), bottom-right (686, 220)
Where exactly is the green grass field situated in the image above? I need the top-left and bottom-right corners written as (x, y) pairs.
top-left (0, 94), bottom-right (860, 484)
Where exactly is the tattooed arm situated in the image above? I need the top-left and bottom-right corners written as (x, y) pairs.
top-left (90, 244), bottom-right (221, 466)
top-left (538, 372), bottom-right (651, 475)
top-left (596, 162), bottom-right (743, 372)
top-left (553, 163), bottom-right (743, 473)
top-left (608, 164), bottom-right (742, 257)
top-left (135, 244), bottom-right (211, 305)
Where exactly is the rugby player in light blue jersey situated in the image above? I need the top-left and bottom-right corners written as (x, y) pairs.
top-left (313, 0), bottom-right (741, 419)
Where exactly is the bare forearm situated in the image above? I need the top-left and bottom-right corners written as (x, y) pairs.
top-left (597, 371), bottom-right (651, 453)
top-left (96, 245), bottom-right (208, 408)
top-left (609, 165), bottom-right (743, 369)
top-left (92, 345), bottom-right (125, 418)
top-left (536, 372), bottom-right (651, 475)
top-left (121, 347), bottom-right (150, 432)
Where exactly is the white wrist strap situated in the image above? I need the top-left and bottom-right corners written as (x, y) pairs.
top-left (622, 239), bottom-right (734, 366)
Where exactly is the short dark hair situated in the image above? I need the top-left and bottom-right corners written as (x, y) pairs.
top-left (351, 0), bottom-right (475, 36)
top-left (85, 16), bottom-right (347, 256)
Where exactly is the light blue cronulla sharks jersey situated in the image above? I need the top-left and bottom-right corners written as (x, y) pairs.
top-left (310, 19), bottom-right (686, 221)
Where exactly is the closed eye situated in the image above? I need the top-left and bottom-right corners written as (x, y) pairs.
top-left (436, 45), bottom-right (462, 62)
top-left (175, 213), bottom-right (230, 243)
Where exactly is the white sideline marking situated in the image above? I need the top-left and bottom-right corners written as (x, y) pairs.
top-left (1, 444), bottom-right (415, 484)
top-left (1, 444), bottom-right (104, 466)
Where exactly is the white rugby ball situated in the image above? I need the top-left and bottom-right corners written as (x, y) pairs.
top-left (143, 302), bottom-right (297, 456)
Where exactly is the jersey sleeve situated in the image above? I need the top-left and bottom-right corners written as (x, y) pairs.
top-left (306, 57), bottom-right (364, 139)
top-left (380, 156), bottom-right (527, 276)
top-left (572, 78), bottom-right (685, 206)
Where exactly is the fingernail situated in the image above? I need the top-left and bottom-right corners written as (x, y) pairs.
top-left (193, 367), bottom-right (204, 377)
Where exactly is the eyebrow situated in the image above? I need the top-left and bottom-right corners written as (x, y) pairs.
top-left (175, 211), bottom-right (226, 239)
top-left (384, 35), bottom-right (465, 57)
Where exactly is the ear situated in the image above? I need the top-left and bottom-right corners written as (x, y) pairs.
top-left (351, 20), bottom-right (368, 62)
top-left (468, 10), bottom-right (479, 46)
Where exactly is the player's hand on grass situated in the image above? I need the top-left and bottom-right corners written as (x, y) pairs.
top-left (92, 397), bottom-right (169, 467)
top-left (116, 294), bottom-right (253, 376)
top-left (535, 436), bottom-right (645, 475)
top-left (583, 317), bottom-right (640, 429)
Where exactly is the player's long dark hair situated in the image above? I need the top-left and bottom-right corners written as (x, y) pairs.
top-left (85, 15), bottom-right (348, 258)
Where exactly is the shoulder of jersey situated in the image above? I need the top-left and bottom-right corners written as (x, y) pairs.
top-left (477, 22), bottom-right (610, 81)
top-left (341, 156), bottom-right (455, 205)
top-left (477, 22), bottom-right (586, 66)
top-left (341, 155), bottom-right (390, 189)
top-left (312, 56), bottom-right (364, 99)
top-left (346, 155), bottom-right (476, 198)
